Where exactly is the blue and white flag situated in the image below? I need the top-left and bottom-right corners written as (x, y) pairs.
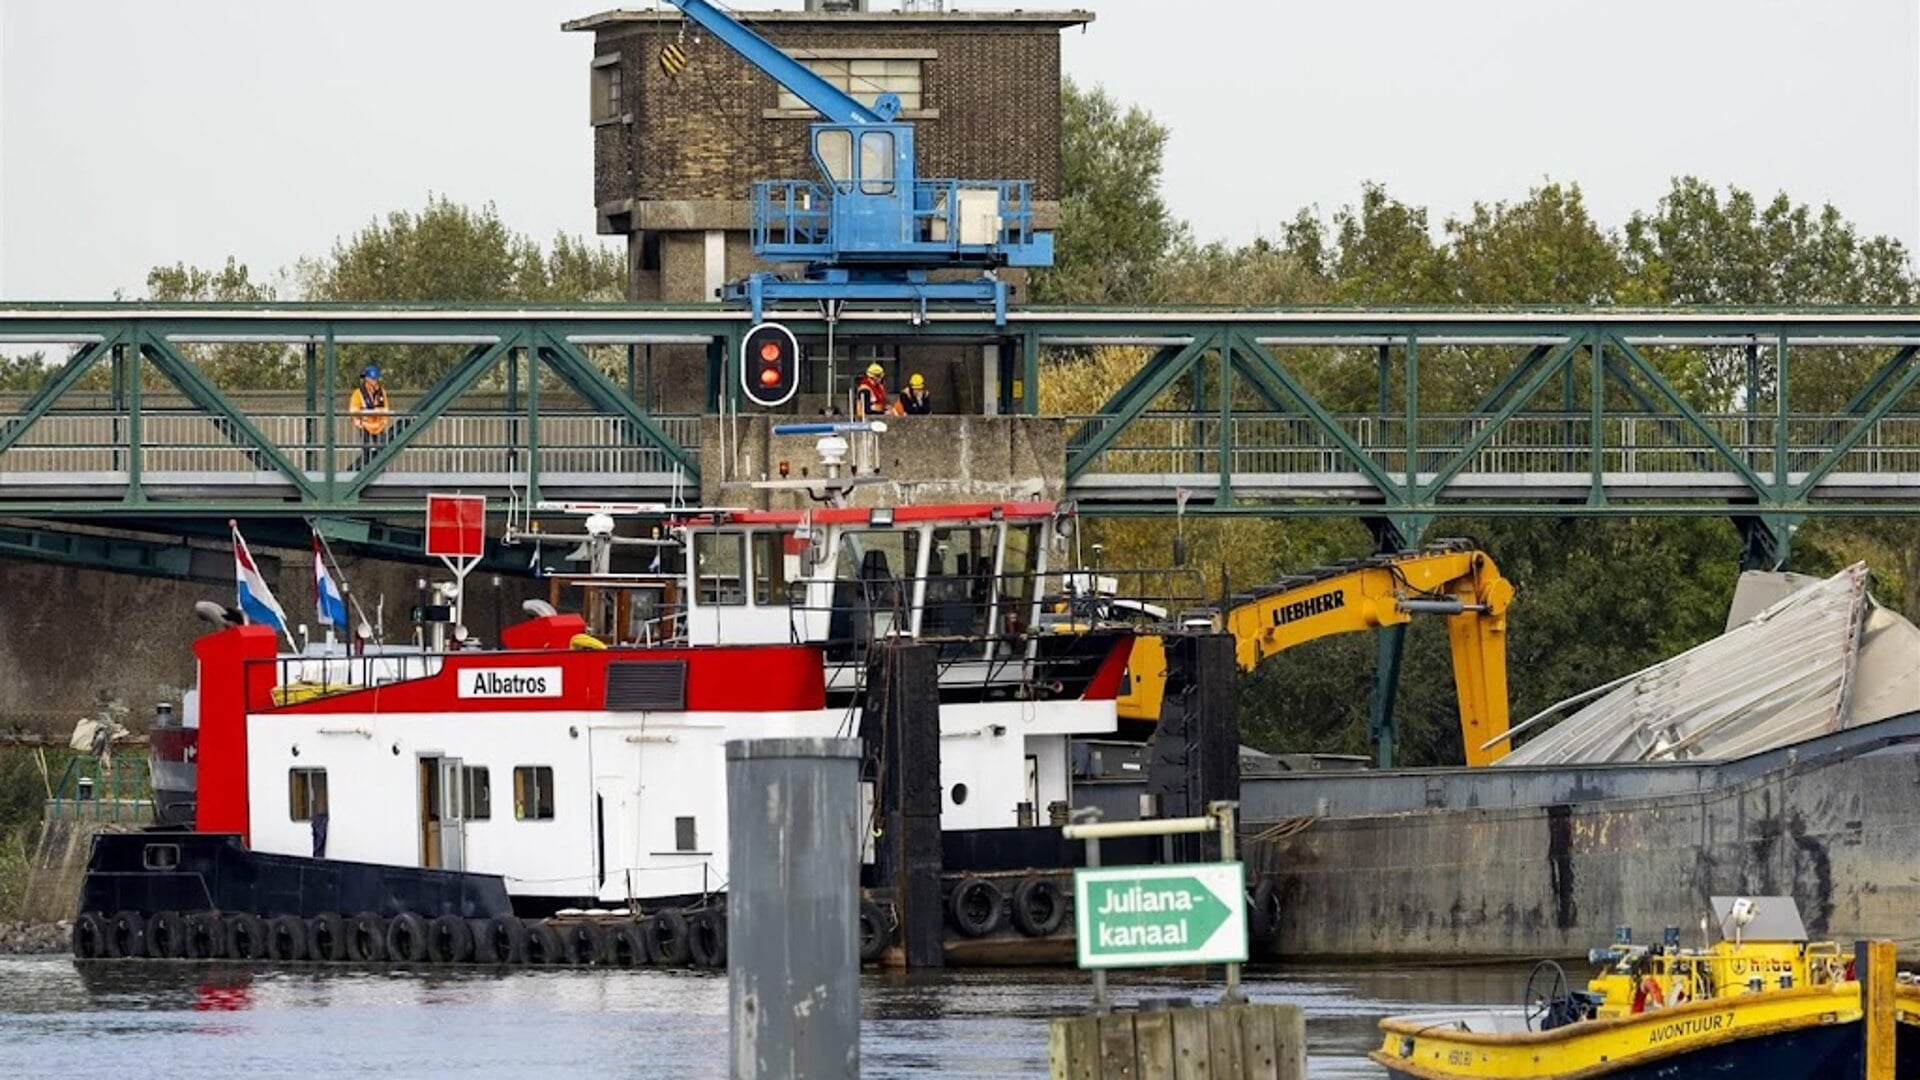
top-left (231, 522), bottom-right (289, 635)
top-left (312, 532), bottom-right (348, 628)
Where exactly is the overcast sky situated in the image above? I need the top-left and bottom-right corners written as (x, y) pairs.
top-left (2, 0), bottom-right (1915, 300)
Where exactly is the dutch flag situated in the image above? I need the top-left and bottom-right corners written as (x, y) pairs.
top-left (312, 532), bottom-right (348, 628)
top-left (231, 521), bottom-right (289, 637)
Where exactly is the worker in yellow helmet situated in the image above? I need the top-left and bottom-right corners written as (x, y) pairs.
top-left (854, 362), bottom-right (889, 418)
top-left (900, 372), bottom-right (932, 415)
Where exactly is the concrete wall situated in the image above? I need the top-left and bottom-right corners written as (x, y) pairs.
top-left (697, 413), bottom-right (1066, 509)
top-left (0, 549), bottom-right (546, 736)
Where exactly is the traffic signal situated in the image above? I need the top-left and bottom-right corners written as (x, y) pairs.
top-left (741, 321), bottom-right (799, 408)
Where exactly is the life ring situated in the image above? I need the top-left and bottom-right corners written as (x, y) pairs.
top-left (427, 914), bottom-right (474, 964)
top-left (1633, 976), bottom-right (1660, 1013)
top-left (858, 899), bottom-right (891, 963)
top-left (1248, 879), bottom-right (1281, 948)
top-left (347, 912), bottom-right (389, 962)
top-left (1667, 979), bottom-right (1691, 1007)
top-left (948, 877), bottom-right (1005, 938)
top-left (305, 913), bottom-right (348, 962)
top-left (110, 911), bottom-right (148, 959)
top-left (1010, 878), bottom-right (1066, 938)
top-left (225, 913), bottom-right (268, 961)
top-left (266, 916), bottom-right (307, 962)
top-left (524, 922), bottom-right (566, 965)
top-left (609, 920), bottom-right (650, 966)
top-left (565, 921), bottom-right (609, 966)
top-left (71, 912), bottom-right (111, 959)
top-left (646, 910), bottom-right (692, 966)
top-left (689, 911), bottom-right (728, 968)
top-left (185, 912), bottom-right (227, 959)
top-left (147, 910), bottom-right (188, 960)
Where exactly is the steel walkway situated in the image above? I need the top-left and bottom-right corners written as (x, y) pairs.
top-left (2, 306), bottom-right (1917, 561)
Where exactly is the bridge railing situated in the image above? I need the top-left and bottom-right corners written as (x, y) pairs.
top-left (0, 411), bottom-right (703, 477)
top-left (1064, 412), bottom-right (1920, 481)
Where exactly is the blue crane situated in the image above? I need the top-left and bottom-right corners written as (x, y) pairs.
top-left (662, 0), bottom-right (1054, 324)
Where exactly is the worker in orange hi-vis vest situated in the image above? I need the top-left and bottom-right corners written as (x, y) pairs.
top-left (349, 365), bottom-right (393, 468)
top-left (854, 363), bottom-right (890, 419)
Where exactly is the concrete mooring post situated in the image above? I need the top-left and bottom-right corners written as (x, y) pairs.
top-left (727, 738), bottom-right (863, 1080)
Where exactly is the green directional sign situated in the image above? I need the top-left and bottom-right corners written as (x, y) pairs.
top-left (1074, 862), bottom-right (1247, 969)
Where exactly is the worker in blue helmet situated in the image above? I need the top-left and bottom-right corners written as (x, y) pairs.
top-left (350, 364), bottom-right (392, 468)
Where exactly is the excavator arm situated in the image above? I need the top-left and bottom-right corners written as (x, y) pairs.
top-left (1118, 544), bottom-right (1515, 766)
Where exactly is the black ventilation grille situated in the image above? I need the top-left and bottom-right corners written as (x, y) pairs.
top-left (605, 661), bottom-right (688, 712)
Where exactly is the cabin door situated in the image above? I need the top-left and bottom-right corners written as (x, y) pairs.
top-left (591, 729), bottom-right (638, 903)
top-left (418, 755), bottom-right (465, 872)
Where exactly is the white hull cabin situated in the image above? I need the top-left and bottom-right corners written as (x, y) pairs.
top-left (188, 545), bottom-right (1131, 909)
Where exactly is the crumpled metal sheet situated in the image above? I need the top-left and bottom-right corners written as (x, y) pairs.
top-left (1498, 564), bottom-right (1872, 765)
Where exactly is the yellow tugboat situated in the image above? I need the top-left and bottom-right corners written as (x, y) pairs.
top-left (1372, 897), bottom-right (1920, 1079)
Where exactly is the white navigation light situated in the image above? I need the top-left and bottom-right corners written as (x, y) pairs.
top-left (817, 434), bottom-right (850, 466)
top-left (585, 513), bottom-right (615, 538)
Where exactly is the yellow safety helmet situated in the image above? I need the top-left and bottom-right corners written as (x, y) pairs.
top-left (866, 363), bottom-right (884, 378)
top-left (909, 373), bottom-right (925, 389)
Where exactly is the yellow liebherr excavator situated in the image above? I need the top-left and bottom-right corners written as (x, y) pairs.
top-left (1118, 542), bottom-right (1517, 767)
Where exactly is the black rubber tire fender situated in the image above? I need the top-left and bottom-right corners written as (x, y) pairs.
top-left (688, 910), bottom-right (727, 968)
top-left (266, 916), bottom-right (307, 962)
top-left (71, 911), bottom-right (112, 959)
top-left (524, 922), bottom-right (566, 965)
top-left (563, 921), bottom-right (608, 966)
top-left (645, 909), bottom-right (691, 966)
top-left (428, 914), bottom-right (474, 964)
top-left (1249, 878), bottom-right (1281, 949)
top-left (1010, 877), bottom-right (1066, 938)
top-left (947, 877), bottom-right (1005, 939)
top-left (386, 912), bottom-right (429, 963)
top-left (110, 911), bottom-right (148, 958)
top-left (146, 910), bottom-right (188, 960)
top-left (225, 913), bottom-right (268, 961)
top-left (857, 898), bottom-right (891, 963)
top-left (481, 916), bottom-right (527, 965)
top-left (306, 913), bottom-right (348, 962)
top-left (608, 921), bottom-right (649, 967)
top-left (185, 912), bottom-right (227, 959)
top-left (347, 912), bottom-right (388, 963)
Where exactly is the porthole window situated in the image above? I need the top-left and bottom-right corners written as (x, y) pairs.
top-left (951, 782), bottom-right (969, 806)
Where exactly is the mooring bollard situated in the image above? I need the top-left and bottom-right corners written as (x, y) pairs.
top-left (728, 738), bottom-right (863, 1080)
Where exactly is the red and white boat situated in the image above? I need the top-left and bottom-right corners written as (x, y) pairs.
top-left (139, 496), bottom-right (1142, 920)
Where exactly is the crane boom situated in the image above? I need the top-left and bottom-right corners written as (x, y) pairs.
top-left (1118, 544), bottom-right (1516, 767)
top-left (664, 0), bottom-right (892, 125)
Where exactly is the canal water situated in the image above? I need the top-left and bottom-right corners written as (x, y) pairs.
top-left (0, 955), bottom-right (1536, 1077)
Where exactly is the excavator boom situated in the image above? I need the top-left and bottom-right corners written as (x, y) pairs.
top-left (1118, 543), bottom-right (1515, 766)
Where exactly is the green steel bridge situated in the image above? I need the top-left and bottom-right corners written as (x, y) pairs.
top-left (3, 303), bottom-right (1918, 570)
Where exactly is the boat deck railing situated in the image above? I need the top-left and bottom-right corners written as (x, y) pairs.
top-left (43, 751), bottom-right (152, 824)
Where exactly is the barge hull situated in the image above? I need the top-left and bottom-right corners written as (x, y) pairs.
top-left (1080, 713), bottom-right (1920, 960)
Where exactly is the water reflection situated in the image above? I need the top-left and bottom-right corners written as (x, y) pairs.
top-left (6, 957), bottom-right (1537, 1079)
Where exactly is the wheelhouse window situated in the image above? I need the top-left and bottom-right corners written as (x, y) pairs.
top-left (694, 532), bottom-right (746, 606)
top-left (996, 523), bottom-right (1042, 637)
top-left (779, 58), bottom-right (922, 112)
top-left (924, 525), bottom-right (993, 640)
top-left (513, 766), bottom-right (555, 821)
top-left (289, 768), bottom-right (328, 821)
top-left (463, 766), bottom-right (491, 820)
top-left (751, 531), bottom-right (795, 606)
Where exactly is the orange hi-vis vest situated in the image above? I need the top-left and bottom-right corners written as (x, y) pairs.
top-left (855, 376), bottom-right (888, 416)
top-left (351, 383), bottom-right (389, 435)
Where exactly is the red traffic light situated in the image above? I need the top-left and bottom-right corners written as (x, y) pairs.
top-left (740, 321), bottom-right (799, 408)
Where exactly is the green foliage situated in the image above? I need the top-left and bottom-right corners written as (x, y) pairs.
top-left (1029, 80), bottom-right (1183, 305)
top-left (0, 350), bottom-right (52, 393)
top-left (147, 257), bottom-right (300, 389)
